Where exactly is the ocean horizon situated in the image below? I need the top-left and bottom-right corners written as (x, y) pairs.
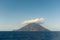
top-left (0, 31), bottom-right (60, 40)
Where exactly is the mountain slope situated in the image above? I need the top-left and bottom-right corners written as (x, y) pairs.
top-left (17, 23), bottom-right (49, 31)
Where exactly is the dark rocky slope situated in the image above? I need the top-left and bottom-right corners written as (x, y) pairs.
top-left (17, 23), bottom-right (49, 31)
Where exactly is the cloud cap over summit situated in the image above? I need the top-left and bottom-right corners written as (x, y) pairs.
top-left (22, 18), bottom-right (44, 24)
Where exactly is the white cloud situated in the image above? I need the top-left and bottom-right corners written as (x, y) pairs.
top-left (22, 18), bottom-right (45, 24)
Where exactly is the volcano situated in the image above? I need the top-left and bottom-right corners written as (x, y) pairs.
top-left (17, 23), bottom-right (49, 31)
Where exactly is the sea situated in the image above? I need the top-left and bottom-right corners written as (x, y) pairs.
top-left (0, 31), bottom-right (60, 40)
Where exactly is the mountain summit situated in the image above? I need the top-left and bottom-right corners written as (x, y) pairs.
top-left (17, 23), bottom-right (49, 31)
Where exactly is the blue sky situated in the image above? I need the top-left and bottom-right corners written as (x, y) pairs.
top-left (0, 0), bottom-right (60, 31)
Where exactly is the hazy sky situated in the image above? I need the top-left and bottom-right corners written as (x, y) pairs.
top-left (0, 0), bottom-right (60, 31)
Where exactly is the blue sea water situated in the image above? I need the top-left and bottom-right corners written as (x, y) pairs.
top-left (0, 31), bottom-right (60, 40)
